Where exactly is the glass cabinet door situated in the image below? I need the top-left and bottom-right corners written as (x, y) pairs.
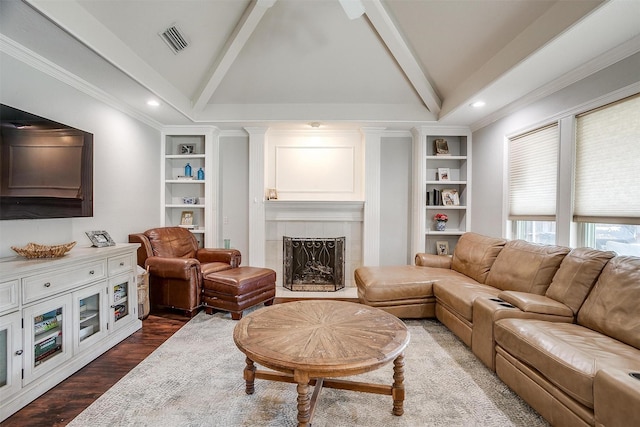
top-left (0, 312), bottom-right (22, 402)
top-left (109, 274), bottom-right (136, 332)
top-left (23, 294), bottom-right (72, 385)
top-left (73, 282), bottom-right (107, 353)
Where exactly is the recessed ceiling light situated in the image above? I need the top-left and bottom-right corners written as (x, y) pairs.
top-left (147, 100), bottom-right (160, 107)
top-left (470, 101), bottom-right (486, 108)
top-left (309, 122), bottom-right (321, 128)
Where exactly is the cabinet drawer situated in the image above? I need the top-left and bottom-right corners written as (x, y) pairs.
top-left (108, 254), bottom-right (134, 276)
top-left (23, 261), bottom-right (106, 303)
top-left (0, 279), bottom-right (19, 314)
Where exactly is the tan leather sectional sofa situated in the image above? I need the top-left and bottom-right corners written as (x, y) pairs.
top-left (355, 232), bottom-right (640, 427)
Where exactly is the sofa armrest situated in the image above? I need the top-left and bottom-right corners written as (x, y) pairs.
top-left (145, 256), bottom-right (200, 280)
top-left (197, 248), bottom-right (241, 268)
top-left (128, 233), bottom-right (154, 267)
top-left (415, 253), bottom-right (452, 269)
top-left (497, 291), bottom-right (574, 318)
top-left (595, 369), bottom-right (640, 427)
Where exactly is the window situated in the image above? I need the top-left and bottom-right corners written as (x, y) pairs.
top-left (575, 94), bottom-right (640, 253)
top-left (508, 124), bottom-right (559, 242)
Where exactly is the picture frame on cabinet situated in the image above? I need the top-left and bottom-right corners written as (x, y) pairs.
top-left (179, 144), bottom-right (196, 155)
top-left (86, 230), bottom-right (115, 247)
top-left (434, 138), bottom-right (449, 155)
top-left (442, 189), bottom-right (460, 206)
top-left (180, 211), bottom-right (194, 226)
top-left (436, 241), bottom-right (449, 256)
top-left (437, 168), bottom-right (450, 181)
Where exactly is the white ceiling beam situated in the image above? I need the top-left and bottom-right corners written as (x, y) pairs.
top-left (363, 0), bottom-right (441, 115)
top-left (24, 0), bottom-right (194, 118)
top-left (192, 0), bottom-right (276, 112)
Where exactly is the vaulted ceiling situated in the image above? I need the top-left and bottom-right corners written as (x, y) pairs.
top-left (2, 0), bottom-right (640, 130)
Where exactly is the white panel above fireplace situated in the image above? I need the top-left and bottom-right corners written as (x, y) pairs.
top-left (275, 146), bottom-right (354, 193)
top-left (266, 129), bottom-right (363, 201)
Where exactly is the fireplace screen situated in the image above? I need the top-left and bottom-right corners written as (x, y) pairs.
top-left (283, 236), bottom-right (345, 291)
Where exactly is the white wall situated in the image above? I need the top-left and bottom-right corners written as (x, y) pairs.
top-left (220, 135), bottom-right (250, 258)
top-left (0, 53), bottom-right (161, 258)
top-left (471, 52), bottom-right (640, 238)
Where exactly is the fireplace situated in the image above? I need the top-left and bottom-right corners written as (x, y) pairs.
top-left (283, 236), bottom-right (345, 291)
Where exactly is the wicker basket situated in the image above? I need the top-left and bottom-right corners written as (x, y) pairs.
top-left (11, 241), bottom-right (77, 259)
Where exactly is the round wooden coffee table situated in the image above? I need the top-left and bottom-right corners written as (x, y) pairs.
top-left (233, 300), bottom-right (410, 426)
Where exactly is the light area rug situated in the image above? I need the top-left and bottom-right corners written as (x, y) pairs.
top-left (68, 310), bottom-right (549, 427)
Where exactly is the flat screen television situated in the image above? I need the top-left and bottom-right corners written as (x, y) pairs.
top-left (0, 104), bottom-right (93, 220)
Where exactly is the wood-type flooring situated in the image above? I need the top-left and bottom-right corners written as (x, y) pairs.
top-left (1, 310), bottom-right (188, 427)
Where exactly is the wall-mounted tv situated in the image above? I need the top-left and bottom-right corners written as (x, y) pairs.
top-left (0, 104), bottom-right (93, 220)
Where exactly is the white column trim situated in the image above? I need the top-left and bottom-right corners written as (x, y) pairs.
top-left (245, 127), bottom-right (268, 266)
top-left (362, 127), bottom-right (384, 265)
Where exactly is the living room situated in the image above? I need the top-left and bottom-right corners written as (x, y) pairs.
top-left (1, 0), bottom-right (639, 425)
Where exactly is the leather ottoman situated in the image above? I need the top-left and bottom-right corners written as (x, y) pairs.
top-left (202, 266), bottom-right (276, 320)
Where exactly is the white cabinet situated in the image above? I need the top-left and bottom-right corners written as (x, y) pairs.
top-left (73, 282), bottom-right (108, 354)
top-left (0, 311), bottom-right (21, 403)
top-left (108, 274), bottom-right (135, 333)
top-left (162, 128), bottom-right (219, 248)
top-left (0, 244), bottom-right (141, 422)
top-left (413, 127), bottom-right (472, 255)
top-left (23, 294), bottom-right (73, 385)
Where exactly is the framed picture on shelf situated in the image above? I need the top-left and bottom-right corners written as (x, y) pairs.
top-left (436, 241), bottom-right (449, 256)
top-left (179, 144), bottom-right (196, 155)
top-left (85, 230), bottom-right (115, 247)
top-left (180, 210), bottom-right (194, 226)
top-left (434, 138), bottom-right (449, 155)
top-left (442, 189), bottom-right (460, 206)
top-left (437, 167), bottom-right (450, 181)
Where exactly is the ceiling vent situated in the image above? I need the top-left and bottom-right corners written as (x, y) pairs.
top-left (159, 25), bottom-right (189, 54)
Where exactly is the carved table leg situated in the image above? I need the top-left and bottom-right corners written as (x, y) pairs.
top-left (243, 357), bottom-right (256, 394)
top-left (294, 370), bottom-right (311, 427)
top-left (392, 353), bottom-right (405, 416)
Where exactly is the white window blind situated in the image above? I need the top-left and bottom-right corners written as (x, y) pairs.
top-left (508, 124), bottom-right (559, 220)
top-left (574, 94), bottom-right (640, 224)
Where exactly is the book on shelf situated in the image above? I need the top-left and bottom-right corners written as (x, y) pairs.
top-left (34, 316), bottom-right (59, 335)
top-left (113, 304), bottom-right (127, 321)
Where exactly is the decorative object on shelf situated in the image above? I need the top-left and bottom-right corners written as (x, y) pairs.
top-left (11, 241), bottom-right (76, 259)
top-left (179, 144), bottom-right (195, 154)
top-left (180, 210), bottom-right (194, 226)
top-left (434, 138), bottom-right (450, 155)
top-left (197, 167), bottom-right (204, 180)
top-left (438, 167), bottom-right (450, 181)
top-left (434, 213), bottom-right (448, 231)
top-left (442, 189), bottom-right (460, 206)
top-left (224, 239), bottom-right (231, 249)
top-left (86, 230), bottom-right (116, 247)
top-left (267, 188), bottom-right (278, 200)
top-left (176, 175), bottom-right (193, 180)
top-left (436, 240), bottom-right (449, 255)
top-left (184, 163), bottom-right (192, 177)
top-left (182, 196), bottom-right (198, 204)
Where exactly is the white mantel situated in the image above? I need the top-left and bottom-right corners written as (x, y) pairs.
top-left (265, 200), bottom-right (364, 222)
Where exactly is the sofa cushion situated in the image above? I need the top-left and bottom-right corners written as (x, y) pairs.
top-left (577, 256), bottom-right (640, 349)
top-left (433, 278), bottom-right (501, 322)
top-left (545, 247), bottom-right (615, 315)
top-left (495, 319), bottom-right (640, 408)
top-left (354, 266), bottom-right (436, 303)
top-left (485, 240), bottom-right (569, 294)
top-left (145, 227), bottom-right (197, 258)
top-left (450, 232), bottom-right (506, 284)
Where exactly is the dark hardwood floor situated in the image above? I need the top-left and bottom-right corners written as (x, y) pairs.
top-left (1, 310), bottom-right (188, 427)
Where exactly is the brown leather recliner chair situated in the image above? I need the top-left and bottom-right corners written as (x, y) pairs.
top-left (128, 227), bottom-right (241, 317)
